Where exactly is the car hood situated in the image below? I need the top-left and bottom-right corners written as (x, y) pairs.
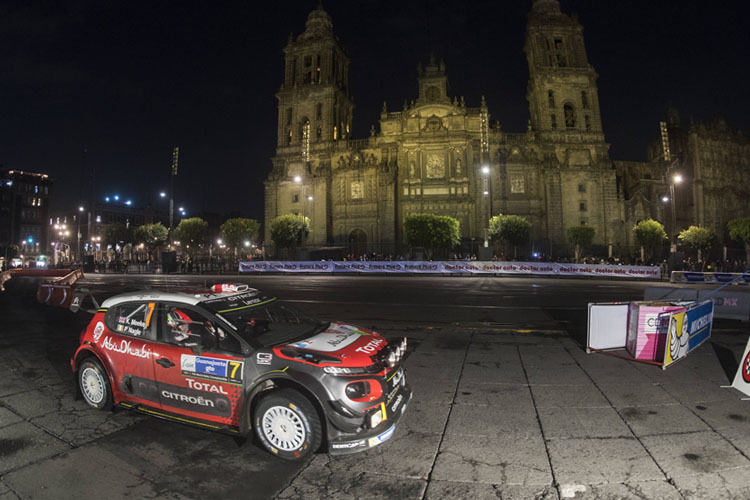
top-left (284, 322), bottom-right (387, 364)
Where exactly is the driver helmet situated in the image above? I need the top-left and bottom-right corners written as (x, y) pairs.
top-left (167, 309), bottom-right (191, 342)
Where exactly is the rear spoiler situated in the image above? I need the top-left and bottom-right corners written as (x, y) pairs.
top-left (69, 288), bottom-right (100, 314)
top-left (0, 268), bottom-right (86, 310)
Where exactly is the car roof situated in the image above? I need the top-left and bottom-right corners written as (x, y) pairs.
top-left (100, 286), bottom-right (262, 309)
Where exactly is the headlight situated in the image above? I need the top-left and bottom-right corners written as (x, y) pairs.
top-left (369, 409), bottom-right (383, 428)
top-left (324, 366), bottom-right (366, 375)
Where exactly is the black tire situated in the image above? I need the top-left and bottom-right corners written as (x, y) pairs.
top-left (78, 358), bottom-right (113, 411)
top-left (253, 389), bottom-right (322, 461)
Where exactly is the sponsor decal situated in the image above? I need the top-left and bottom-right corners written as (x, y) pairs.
top-left (288, 324), bottom-right (362, 352)
top-left (101, 336), bottom-right (151, 359)
top-left (181, 355), bottom-right (243, 384)
top-left (93, 322), bottom-right (105, 342)
top-left (162, 390), bottom-right (215, 407)
top-left (391, 394), bottom-right (404, 413)
top-left (355, 338), bottom-right (384, 355)
top-left (256, 352), bottom-right (273, 365)
top-left (185, 378), bottom-right (228, 394)
top-left (368, 424), bottom-right (395, 448)
top-left (331, 440), bottom-right (366, 450)
top-left (127, 376), bottom-right (231, 417)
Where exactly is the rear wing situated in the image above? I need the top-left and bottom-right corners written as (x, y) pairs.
top-left (0, 268), bottom-right (85, 309)
top-left (69, 288), bottom-right (100, 314)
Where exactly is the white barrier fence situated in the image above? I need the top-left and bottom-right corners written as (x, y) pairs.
top-left (239, 260), bottom-right (660, 279)
top-left (670, 271), bottom-right (750, 284)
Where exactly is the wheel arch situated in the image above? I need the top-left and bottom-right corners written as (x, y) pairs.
top-left (72, 349), bottom-right (116, 402)
top-left (243, 376), bottom-right (328, 444)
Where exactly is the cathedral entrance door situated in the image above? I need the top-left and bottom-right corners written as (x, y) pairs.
top-left (348, 229), bottom-right (367, 258)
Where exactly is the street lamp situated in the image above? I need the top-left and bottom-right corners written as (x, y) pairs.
top-left (669, 173), bottom-right (682, 252)
top-left (481, 165), bottom-right (491, 247)
top-left (77, 206), bottom-right (85, 262)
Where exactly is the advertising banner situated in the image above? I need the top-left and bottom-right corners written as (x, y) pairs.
top-left (239, 261), bottom-right (660, 278)
top-left (663, 300), bottom-right (713, 368)
top-left (731, 336), bottom-right (750, 399)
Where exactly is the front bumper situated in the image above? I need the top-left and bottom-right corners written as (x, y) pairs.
top-left (328, 380), bottom-right (412, 455)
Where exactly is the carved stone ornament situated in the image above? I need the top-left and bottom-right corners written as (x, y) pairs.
top-left (425, 153), bottom-right (445, 179)
top-left (510, 174), bottom-right (525, 193)
top-left (425, 116), bottom-right (442, 132)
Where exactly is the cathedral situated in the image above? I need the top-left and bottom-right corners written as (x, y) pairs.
top-left (263, 0), bottom-right (748, 257)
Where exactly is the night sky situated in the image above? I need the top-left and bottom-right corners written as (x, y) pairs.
top-left (2, 0), bottom-right (749, 221)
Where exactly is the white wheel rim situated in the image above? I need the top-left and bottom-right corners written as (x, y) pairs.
top-left (81, 366), bottom-right (105, 405)
top-left (262, 405), bottom-right (306, 451)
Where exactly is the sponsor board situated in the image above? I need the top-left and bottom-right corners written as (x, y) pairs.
top-left (240, 261), bottom-right (660, 279)
top-left (732, 338), bottom-right (750, 398)
top-left (181, 355), bottom-right (243, 384)
top-left (663, 300), bottom-right (713, 367)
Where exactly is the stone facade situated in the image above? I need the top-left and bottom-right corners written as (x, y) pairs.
top-left (265, 0), bottom-right (746, 256)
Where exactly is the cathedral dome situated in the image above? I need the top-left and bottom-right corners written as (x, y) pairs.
top-left (298, 4), bottom-right (334, 40)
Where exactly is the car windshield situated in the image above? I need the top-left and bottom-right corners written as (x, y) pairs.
top-left (201, 293), bottom-right (327, 347)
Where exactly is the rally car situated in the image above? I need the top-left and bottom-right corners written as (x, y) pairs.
top-left (70, 283), bottom-right (411, 460)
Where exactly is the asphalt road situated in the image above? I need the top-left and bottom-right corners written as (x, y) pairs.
top-left (1, 274), bottom-right (749, 500)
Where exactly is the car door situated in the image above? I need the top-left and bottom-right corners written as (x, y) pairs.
top-left (97, 301), bottom-right (160, 405)
top-left (152, 303), bottom-right (246, 428)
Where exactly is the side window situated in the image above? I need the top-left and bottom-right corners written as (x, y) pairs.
top-left (159, 305), bottom-right (241, 354)
top-left (105, 302), bottom-right (156, 339)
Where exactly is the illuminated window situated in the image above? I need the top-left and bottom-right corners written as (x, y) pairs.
top-left (548, 90), bottom-right (555, 108)
top-left (302, 120), bottom-right (311, 161)
top-left (287, 129), bottom-right (293, 145)
top-left (333, 126), bottom-right (338, 141)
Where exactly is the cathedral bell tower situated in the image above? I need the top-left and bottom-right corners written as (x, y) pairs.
top-left (524, 0), bottom-right (603, 138)
top-left (276, 5), bottom-right (354, 153)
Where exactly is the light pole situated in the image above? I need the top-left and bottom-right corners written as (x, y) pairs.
top-left (482, 165), bottom-right (491, 248)
top-left (669, 173), bottom-right (682, 253)
top-left (294, 176), bottom-right (312, 247)
top-left (77, 206), bottom-right (84, 262)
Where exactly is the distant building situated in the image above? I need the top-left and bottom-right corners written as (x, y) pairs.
top-left (1, 169), bottom-right (52, 264)
top-left (620, 111), bottom-right (750, 246)
top-left (264, 0), bottom-right (624, 256)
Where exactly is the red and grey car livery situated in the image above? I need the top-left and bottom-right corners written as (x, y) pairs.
top-left (71, 283), bottom-right (411, 460)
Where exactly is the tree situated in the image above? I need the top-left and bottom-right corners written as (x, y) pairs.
top-left (270, 214), bottom-right (309, 252)
top-left (173, 218), bottom-right (208, 257)
top-left (678, 226), bottom-right (717, 269)
top-left (134, 223), bottom-right (168, 261)
top-left (567, 225), bottom-right (596, 263)
top-left (220, 218), bottom-right (260, 256)
top-left (489, 214), bottom-right (532, 259)
top-left (728, 217), bottom-right (750, 269)
top-left (404, 214), bottom-right (460, 260)
top-left (632, 219), bottom-right (667, 263)
top-left (101, 223), bottom-right (133, 250)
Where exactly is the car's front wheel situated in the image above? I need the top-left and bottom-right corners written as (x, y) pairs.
top-left (253, 389), bottom-right (322, 461)
top-left (78, 358), bottom-right (113, 410)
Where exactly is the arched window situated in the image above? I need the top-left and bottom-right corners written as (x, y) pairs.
top-left (548, 90), bottom-right (555, 108)
top-left (564, 104), bottom-right (576, 128)
top-left (333, 125), bottom-right (338, 141)
top-left (287, 129), bottom-right (293, 145)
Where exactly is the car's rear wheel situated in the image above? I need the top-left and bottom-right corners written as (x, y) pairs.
top-left (253, 389), bottom-right (322, 461)
top-left (78, 358), bottom-right (113, 410)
